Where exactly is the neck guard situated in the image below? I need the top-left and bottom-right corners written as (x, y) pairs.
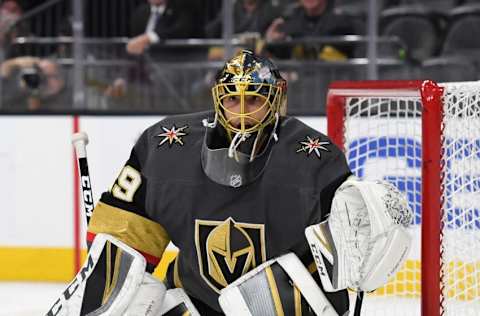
top-left (201, 125), bottom-right (275, 187)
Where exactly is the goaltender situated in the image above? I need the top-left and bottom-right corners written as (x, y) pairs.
top-left (47, 50), bottom-right (412, 316)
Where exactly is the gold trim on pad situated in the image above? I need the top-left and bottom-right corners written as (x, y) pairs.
top-left (265, 266), bottom-right (285, 316)
top-left (294, 286), bottom-right (302, 316)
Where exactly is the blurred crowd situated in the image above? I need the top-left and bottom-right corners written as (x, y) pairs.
top-left (0, 0), bottom-right (479, 113)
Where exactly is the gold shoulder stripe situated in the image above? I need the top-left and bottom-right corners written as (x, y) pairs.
top-left (88, 202), bottom-right (170, 261)
top-left (294, 285), bottom-right (302, 316)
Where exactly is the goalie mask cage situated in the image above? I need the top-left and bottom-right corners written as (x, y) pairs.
top-left (327, 80), bottom-right (480, 316)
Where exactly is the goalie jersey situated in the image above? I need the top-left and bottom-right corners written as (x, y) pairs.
top-left (87, 110), bottom-right (352, 314)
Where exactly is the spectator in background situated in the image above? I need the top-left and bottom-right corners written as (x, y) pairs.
top-left (0, 0), bottom-right (22, 42)
top-left (104, 0), bottom-right (203, 112)
top-left (0, 0), bottom-right (29, 58)
top-left (126, 0), bottom-right (198, 57)
top-left (204, 0), bottom-right (281, 65)
top-left (265, 0), bottom-right (360, 59)
top-left (0, 56), bottom-right (70, 111)
top-left (205, 0), bottom-right (281, 38)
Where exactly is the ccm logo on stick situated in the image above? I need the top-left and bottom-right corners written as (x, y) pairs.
top-left (81, 175), bottom-right (94, 217)
top-left (46, 255), bottom-right (94, 316)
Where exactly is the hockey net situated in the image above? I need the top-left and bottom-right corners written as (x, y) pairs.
top-left (326, 80), bottom-right (480, 316)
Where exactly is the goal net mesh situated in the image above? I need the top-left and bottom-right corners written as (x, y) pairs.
top-left (329, 81), bottom-right (480, 315)
top-left (440, 82), bottom-right (480, 316)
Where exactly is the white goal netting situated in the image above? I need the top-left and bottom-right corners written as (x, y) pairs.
top-left (440, 82), bottom-right (480, 316)
top-left (328, 81), bottom-right (480, 316)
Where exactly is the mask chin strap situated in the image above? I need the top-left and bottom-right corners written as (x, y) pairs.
top-left (228, 131), bottom-right (251, 160)
top-left (203, 113), bottom-right (250, 161)
top-left (244, 112), bottom-right (281, 162)
top-left (202, 113), bottom-right (218, 129)
top-left (249, 113), bottom-right (279, 162)
top-left (250, 129), bottom-right (262, 162)
top-left (272, 112), bottom-right (280, 143)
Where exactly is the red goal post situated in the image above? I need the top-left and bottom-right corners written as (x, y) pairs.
top-left (326, 80), bottom-right (480, 316)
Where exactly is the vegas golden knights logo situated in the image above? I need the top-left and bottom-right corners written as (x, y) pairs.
top-left (195, 217), bottom-right (266, 293)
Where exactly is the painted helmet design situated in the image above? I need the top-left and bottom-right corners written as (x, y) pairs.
top-left (212, 50), bottom-right (287, 137)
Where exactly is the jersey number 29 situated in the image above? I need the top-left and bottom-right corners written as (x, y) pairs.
top-left (111, 165), bottom-right (141, 202)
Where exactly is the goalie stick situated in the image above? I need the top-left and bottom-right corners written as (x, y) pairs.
top-left (72, 132), bottom-right (94, 225)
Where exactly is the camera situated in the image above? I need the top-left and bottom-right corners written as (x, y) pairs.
top-left (20, 65), bottom-right (42, 91)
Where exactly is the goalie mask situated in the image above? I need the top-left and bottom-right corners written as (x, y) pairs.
top-left (202, 50), bottom-right (287, 187)
top-left (212, 49), bottom-right (287, 137)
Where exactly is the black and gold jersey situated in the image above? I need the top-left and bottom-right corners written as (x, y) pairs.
top-left (87, 110), bottom-right (351, 314)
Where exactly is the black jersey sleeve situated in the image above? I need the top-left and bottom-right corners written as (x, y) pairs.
top-left (318, 150), bottom-right (352, 222)
top-left (87, 129), bottom-right (170, 271)
top-left (306, 142), bottom-right (352, 226)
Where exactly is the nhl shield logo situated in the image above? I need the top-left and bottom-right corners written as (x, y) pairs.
top-left (195, 217), bottom-right (266, 293)
top-left (230, 174), bottom-right (242, 187)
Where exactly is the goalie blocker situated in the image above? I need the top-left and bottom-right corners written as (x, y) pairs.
top-left (305, 177), bottom-right (413, 293)
top-left (45, 234), bottom-right (200, 316)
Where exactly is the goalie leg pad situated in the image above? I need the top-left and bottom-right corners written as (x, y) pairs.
top-left (46, 233), bottom-right (166, 316)
top-left (159, 288), bottom-right (201, 316)
top-left (218, 253), bottom-right (339, 316)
